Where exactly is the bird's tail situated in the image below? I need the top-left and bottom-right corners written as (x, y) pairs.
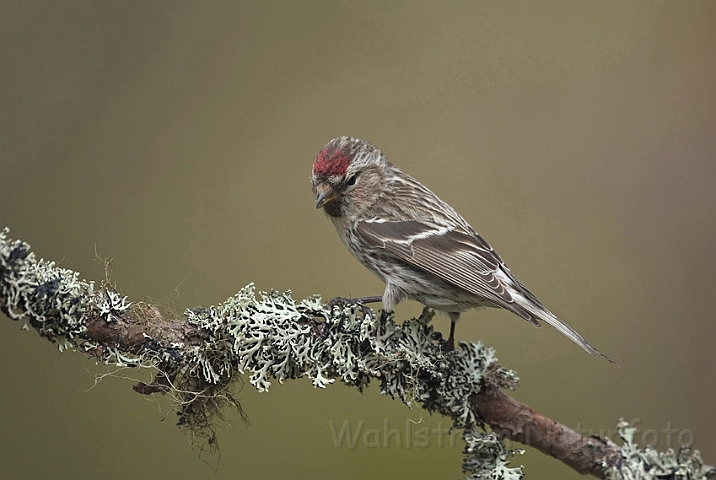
top-left (519, 300), bottom-right (617, 365)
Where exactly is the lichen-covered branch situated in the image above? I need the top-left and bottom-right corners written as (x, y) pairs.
top-left (0, 228), bottom-right (713, 480)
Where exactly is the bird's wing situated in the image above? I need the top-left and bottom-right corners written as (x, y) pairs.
top-left (355, 219), bottom-right (541, 326)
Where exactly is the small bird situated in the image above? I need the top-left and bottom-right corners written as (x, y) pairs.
top-left (311, 136), bottom-right (612, 362)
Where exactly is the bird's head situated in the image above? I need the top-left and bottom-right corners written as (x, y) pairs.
top-left (311, 137), bottom-right (388, 219)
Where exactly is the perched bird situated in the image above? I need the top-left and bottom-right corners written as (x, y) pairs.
top-left (311, 136), bottom-right (612, 362)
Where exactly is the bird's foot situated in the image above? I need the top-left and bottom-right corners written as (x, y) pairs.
top-left (327, 296), bottom-right (352, 309)
top-left (328, 296), bottom-right (380, 320)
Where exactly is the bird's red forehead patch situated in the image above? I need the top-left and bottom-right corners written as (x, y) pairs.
top-left (313, 146), bottom-right (351, 177)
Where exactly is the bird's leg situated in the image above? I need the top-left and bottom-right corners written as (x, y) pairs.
top-left (444, 321), bottom-right (456, 352)
top-left (444, 312), bottom-right (460, 352)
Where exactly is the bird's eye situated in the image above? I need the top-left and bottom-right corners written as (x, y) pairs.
top-left (346, 175), bottom-right (357, 186)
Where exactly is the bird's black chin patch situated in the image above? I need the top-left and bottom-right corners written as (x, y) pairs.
top-left (323, 202), bottom-right (343, 218)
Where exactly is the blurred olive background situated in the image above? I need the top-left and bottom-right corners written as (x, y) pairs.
top-left (1, 1), bottom-right (714, 479)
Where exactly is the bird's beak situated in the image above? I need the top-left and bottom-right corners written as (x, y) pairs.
top-left (315, 189), bottom-right (340, 209)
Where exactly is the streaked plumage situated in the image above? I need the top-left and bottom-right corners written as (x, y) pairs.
top-left (311, 136), bottom-right (611, 362)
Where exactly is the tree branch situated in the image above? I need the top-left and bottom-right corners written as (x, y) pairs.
top-left (470, 385), bottom-right (621, 477)
top-left (1, 228), bottom-right (713, 480)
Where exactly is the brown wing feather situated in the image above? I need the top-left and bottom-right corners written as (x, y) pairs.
top-left (356, 220), bottom-right (541, 326)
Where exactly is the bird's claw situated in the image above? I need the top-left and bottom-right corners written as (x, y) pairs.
top-left (327, 296), bottom-right (353, 309)
top-left (328, 296), bottom-right (374, 320)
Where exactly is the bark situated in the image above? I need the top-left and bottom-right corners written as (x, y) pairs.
top-left (470, 385), bottom-right (621, 478)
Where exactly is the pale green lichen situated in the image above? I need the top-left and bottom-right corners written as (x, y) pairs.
top-left (604, 420), bottom-right (715, 480)
top-left (463, 429), bottom-right (525, 480)
top-left (183, 284), bottom-right (518, 424)
top-left (94, 289), bottom-right (132, 322)
top-left (0, 228), bottom-right (94, 347)
top-left (182, 284), bottom-right (524, 478)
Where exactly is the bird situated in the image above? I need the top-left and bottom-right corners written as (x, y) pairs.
top-left (311, 136), bottom-right (612, 362)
